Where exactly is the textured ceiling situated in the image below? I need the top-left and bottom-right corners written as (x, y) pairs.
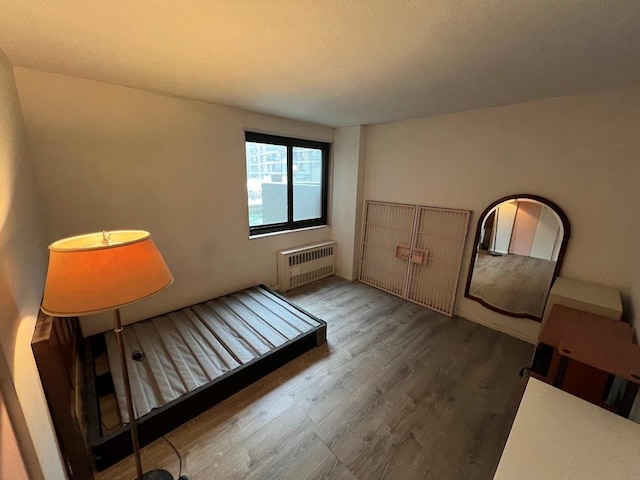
top-left (1, 1), bottom-right (639, 127)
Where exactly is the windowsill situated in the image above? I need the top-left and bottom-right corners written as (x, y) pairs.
top-left (249, 224), bottom-right (329, 240)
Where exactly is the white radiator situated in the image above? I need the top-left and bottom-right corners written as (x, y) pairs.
top-left (277, 241), bottom-right (337, 292)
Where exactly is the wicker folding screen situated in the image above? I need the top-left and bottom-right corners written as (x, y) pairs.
top-left (359, 201), bottom-right (470, 316)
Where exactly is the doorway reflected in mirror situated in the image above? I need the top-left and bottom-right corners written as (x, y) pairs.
top-left (465, 195), bottom-right (570, 321)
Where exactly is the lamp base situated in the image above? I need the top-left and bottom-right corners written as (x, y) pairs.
top-left (142, 469), bottom-right (174, 480)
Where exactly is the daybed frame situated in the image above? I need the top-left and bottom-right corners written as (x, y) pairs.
top-left (32, 285), bottom-right (326, 476)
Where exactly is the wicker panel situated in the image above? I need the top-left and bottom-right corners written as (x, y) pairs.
top-left (406, 207), bottom-right (470, 315)
top-left (359, 201), bottom-right (415, 297)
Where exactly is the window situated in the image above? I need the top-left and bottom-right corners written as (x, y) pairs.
top-left (245, 131), bottom-right (330, 235)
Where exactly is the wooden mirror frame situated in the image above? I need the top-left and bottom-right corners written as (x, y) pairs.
top-left (464, 194), bottom-right (571, 322)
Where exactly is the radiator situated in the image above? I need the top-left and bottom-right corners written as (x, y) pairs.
top-left (277, 240), bottom-right (337, 292)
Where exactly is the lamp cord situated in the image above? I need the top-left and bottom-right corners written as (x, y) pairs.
top-left (100, 423), bottom-right (186, 478)
top-left (162, 435), bottom-right (183, 479)
top-left (86, 379), bottom-right (187, 478)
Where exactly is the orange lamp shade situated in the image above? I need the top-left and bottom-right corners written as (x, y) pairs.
top-left (41, 230), bottom-right (173, 317)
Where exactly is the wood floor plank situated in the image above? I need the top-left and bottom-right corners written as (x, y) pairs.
top-left (95, 277), bottom-right (532, 480)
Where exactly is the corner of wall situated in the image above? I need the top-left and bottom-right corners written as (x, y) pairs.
top-left (0, 47), bottom-right (65, 480)
top-left (351, 125), bottom-right (367, 280)
top-left (331, 125), bottom-right (368, 280)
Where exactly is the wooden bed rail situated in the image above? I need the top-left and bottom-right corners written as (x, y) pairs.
top-left (31, 310), bottom-right (93, 480)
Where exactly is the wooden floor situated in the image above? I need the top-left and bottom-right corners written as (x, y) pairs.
top-left (94, 278), bottom-right (532, 480)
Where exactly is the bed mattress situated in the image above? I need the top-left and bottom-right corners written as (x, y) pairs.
top-left (86, 285), bottom-right (326, 470)
top-left (104, 286), bottom-right (325, 422)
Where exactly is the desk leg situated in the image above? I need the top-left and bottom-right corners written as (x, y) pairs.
top-left (619, 382), bottom-right (639, 418)
top-left (553, 355), bottom-right (569, 388)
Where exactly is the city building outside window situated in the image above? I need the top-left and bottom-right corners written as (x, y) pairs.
top-left (245, 132), bottom-right (330, 235)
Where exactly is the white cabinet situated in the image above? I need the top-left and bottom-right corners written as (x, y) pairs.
top-left (542, 276), bottom-right (623, 327)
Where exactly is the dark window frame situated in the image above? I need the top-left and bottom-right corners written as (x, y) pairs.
top-left (245, 131), bottom-right (330, 236)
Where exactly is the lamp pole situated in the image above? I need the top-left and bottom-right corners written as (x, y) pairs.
top-left (114, 308), bottom-right (144, 480)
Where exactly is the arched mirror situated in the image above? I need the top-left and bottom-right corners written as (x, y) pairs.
top-left (464, 195), bottom-right (570, 321)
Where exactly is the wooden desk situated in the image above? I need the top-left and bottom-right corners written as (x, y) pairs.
top-left (557, 323), bottom-right (640, 382)
top-left (538, 304), bottom-right (630, 348)
top-left (553, 320), bottom-right (640, 416)
top-left (531, 304), bottom-right (640, 416)
top-left (494, 378), bottom-right (640, 480)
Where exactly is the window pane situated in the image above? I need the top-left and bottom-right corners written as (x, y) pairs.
top-left (293, 147), bottom-right (323, 222)
top-left (246, 142), bottom-right (288, 226)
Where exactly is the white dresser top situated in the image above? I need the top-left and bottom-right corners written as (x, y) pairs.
top-left (494, 378), bottom-right (640, 480)
top-left (550, 277), bottom-right (622, 311)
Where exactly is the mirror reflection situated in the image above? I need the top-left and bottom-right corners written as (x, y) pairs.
top-left (466, 196), bottom-right (569, 320)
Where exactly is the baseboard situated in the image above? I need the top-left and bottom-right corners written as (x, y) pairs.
top-left (335, 272), bottom-right (356, 282)
top-left (456, 310), bottom-right (538, 345)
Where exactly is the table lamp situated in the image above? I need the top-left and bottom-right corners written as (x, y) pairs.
top-left (41, 230), bottom-right (175, 480)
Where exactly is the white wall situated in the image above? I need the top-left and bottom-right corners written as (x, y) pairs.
top-left (0, 354), bottom-right (30, 480)
top-left (365, 87), bottom-right (640, 343)
top-left (0, 53), bottom-right (63, 479)
top-left (331, 125), bottom-right (367, 280)
top-left (14, 68), bottom-right (333, 336)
